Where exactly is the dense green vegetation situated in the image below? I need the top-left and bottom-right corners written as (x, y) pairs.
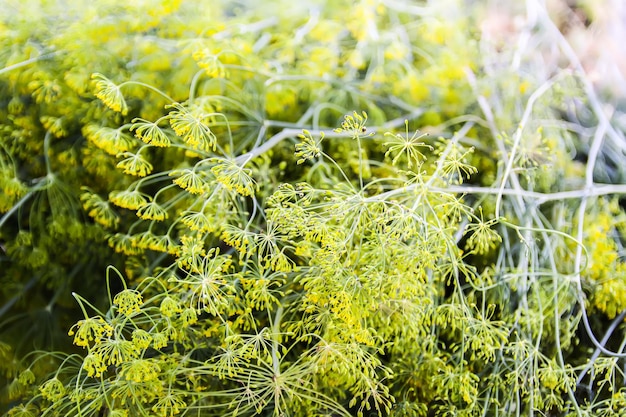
top-left (1, 1), bottom-right (626, 416)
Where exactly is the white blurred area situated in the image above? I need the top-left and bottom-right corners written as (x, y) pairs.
top-left (552, 0), bottom-right (626, 96)
top-left (479, 0), bottom-right (626, 97)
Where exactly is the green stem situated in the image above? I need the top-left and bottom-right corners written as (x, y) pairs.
top-left (0, 52), bottom-right (59, 75)
top-left (72, 292), bottom-right (106, 319)
top-left (120, 80), bottom-right (176, 103)
top-left (189, 69), bottom-right (205, 102)
top-left (106, 265), bottom-right (127, 309)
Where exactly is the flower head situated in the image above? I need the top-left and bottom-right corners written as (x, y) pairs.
top-left (131, 118), bottom-right (171, 147)
top-left (80, 188), bottom-right (119, 228)
top-left (91, 73), bottom-right (128, 115)
top-left (170, 168), bottom-right (209, 195)
top-left (167, 102), bottom-right (216, 151)
top-left (181, 210), bottom-right (215, 233)
top-left (136, 201), bottom-right (168, 221)
top-left (83, 352), bottom-right (107, 378)
top-left (113, 289), bottom-right (143, 316)
top-left (6, 403), bottom-right (38, 417)
top-left (152, 393), bottom-right (187, 417)
top-left (68, 316), bottom-right (113, 347)
top-left (211, 158), bottom-right (256, 197)
top-left (39, 378), bottom-right (66, 402)
top-left (295, 130), bottom-right (324, 165)
top-left (132, 329), bottom-right (153, 350)
top-left (83, 124), bottom-right (134, 156)
top-left (116, 151), bottom-right (153, 177)
top-left (160, 296), bottom-right (182, 317)
top-left (334, 111), bottom-right (373, 140)
top-left (383, 120), bottom-right (432, 168)
top-left (121, 358), bottom-right (161, 383)
top-left (109, 189), bottom-right (150, 211)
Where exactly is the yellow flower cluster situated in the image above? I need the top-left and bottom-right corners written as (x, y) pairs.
top-left (592, 264), bottom-right (626, 319)
top-left (116, 151), bottom-right (154, 177)
top-left (96, 339), bottom-right (140, 367)
top-left (241, 278), bottom-right (283, 311)
top-left (333, 111), bottom-right (372, 140)
top-left (80, 189), bottom-right (119, 228)
top-left (113, 289), bottom-right (144, 316)
top-left (221, 224), bottom-right (253, 255)
top-left (39, 378), bottom-right (65, 402)
top-left (91, 73), bottom-right (128, 115)
top-left (160, 296), bottom-right (183, 317)
top-left (176, 234), bottom-right (207, 270)
top-left (168, 103), bottom-right (217, 152)
top-left (108, 233), bottom-right (142, 255)
top-left (136, 201), bottom-right (168, 221)
top-left (170, 169), bottom-right (210, 195)
top-left (121, 359), bottom-right (161, 383)
top-left (132, 329), bottom-right (153, 350)
top-left (0, 170), bottom-right (27, 212)
top-left (211, 158), bottom-right (257, 197)
top-left (152, 394), bottom-right (187, 417)
top-left (131, 118), bottom-right (171, 147)
top-left (181, 210), bottom-right (214, 233)
top-left (109, 189), bottom-right (149, 210)
top-left (83, 124), bottom-right (135, 156)
top-left (383, 121), bottom-right (432, 169)
top-left (68, 316), bottom-right (113, 348)
top-left (295, 130), bottom-right (323, 165)
top-left (83, 352), bottom-right (107, 378)
top-left (580, 203), bottom-right (626, 318)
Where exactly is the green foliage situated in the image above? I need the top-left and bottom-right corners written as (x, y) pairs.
top-left (2, 0), bottom-right (626, 416)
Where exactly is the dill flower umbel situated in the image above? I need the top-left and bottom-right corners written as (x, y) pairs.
top-left (181, 210), bottom-right (215, 233)
top-left (295, 130), bottom-right (323, 164)
top-left (68, 316), bottom-right (113, 347)
top-left (40, 115), bottom-right (67, 138)
top-left (17, 369), bottom-right (35, 386)
top-left (83, 352), bottom-right (107, 377)
top-left (151, 332), bottom-right (169, 349)
top-left (91, 72), bottom-right (128, 115)
top-left (176, 234), bottom-right (207, 270)
top-left (136, 201), bottom-right (168, 221)
top-left (116, 151), bottom-right (154, 177)
top-left (170, 168), bottom-right (209, 195)
top-left (211, 158), bottom-right (257, 197)
top-left (221, 224), bottom-right (253, 255)
top-left (39, 377), bottom-right (66, 402)
top-left (334, 110), bottom-right (372, 139)
top-left (132, 329), bottom-right (153, 350)
top-left (383, 121), bottom-right (432, 168)
top-left (80, 188), bottom-right (119, 228)
top-left (95, 338), bottom-right (139, 366)
top-left (181, 307), bottom-right (198, 327)
top-left (83, 124), bottom-right (135, 156)
top-left (131, 118), bottom-right (171, 147)
top-left (152, 393), bottom-right (187, 417)
top-left (168, 102), bottom-right (217, 151)
top-left (113, 289), bottom-right (143, 316)
top-left (464, 209), bottom-right (502, 255)
top-left (160, 296), bottom-right (182, 317)
top-left (121, 358), bottom-right (161, 383)
top-left (109, 189), bottom-right (150, 211)
top-left (108, 233), bottom-right (143, 255)
top-left (6, 403), bottom-right (38, 417)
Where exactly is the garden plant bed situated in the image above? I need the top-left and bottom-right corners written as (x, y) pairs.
top-left (1, 1), bottom-right (626, 416)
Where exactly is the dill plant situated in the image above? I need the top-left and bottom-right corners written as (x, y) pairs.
top-left (1, 1), bottom-right (626, 416)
